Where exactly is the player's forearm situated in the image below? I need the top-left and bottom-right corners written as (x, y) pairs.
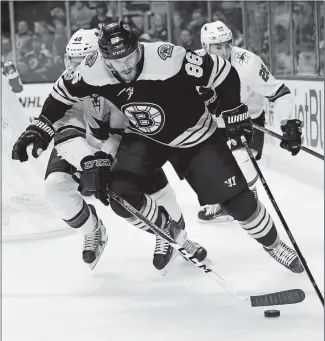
top-left (100, 134), bottom-right (122, 158)
top-left (266, 84), bottom-right (293, 123)
top-left (40, 95), bottom-right (72, 125)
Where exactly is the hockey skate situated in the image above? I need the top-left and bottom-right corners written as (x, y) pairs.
top-left (264, 240), bottom-right (304, 273)
top-left (198, 204), bottom-right (234, 223)
top-left (153, 208), bottom-right (188, 275)
top-left (82, 204), bottom-right (108, 270)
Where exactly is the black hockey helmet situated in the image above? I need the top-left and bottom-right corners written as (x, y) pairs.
top-left (98, 20), bottom-right (139, 60)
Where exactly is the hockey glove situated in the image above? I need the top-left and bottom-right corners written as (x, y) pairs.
top-left (80, 151), bottom-right (114, 206)
top-left (198, 86), bottom-right (219, 115)
top-left (280, 119), bottom-right (302, 156)
top-left (12, 116), bottom-right (55, 162)
top-left (222, 104), bottom-right (253, 145)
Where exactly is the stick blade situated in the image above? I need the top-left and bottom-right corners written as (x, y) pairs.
top-left (250, 289), bottom-right (305, 307)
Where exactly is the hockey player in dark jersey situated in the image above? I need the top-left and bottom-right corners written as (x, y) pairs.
top-left (12, 21), bottom-right (304, 274)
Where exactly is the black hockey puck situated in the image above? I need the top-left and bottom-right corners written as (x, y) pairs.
top-left (264, 310), bottom-right (280, 318)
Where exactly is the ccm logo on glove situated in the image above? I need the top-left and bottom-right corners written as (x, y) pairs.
top-left (83, 159), bottom-right (112, 169)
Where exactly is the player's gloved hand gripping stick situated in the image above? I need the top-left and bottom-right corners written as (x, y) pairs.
top-left (253, 122), bottom-right (324, 160)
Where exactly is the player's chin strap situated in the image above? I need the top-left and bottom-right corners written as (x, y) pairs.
top-left (252, 123), bottom-right (324, 161)
top-left (240, 134), bottom-right (324, 307)
top-left (103, 186), bottom-right (305, 308)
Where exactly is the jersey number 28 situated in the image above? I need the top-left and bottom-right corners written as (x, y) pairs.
top-left (185, 52), bottom-right (203, 78)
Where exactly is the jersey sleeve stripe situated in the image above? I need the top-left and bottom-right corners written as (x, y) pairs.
top-left (169, 108), bottom-right (217, 148)
top-left (266, 84), bottom-right (291, 102)
top-left (57, 78), bottom-right (82, 102)
top-left (210, 59), bottom-right (231, 89)
top-left (55, 82), bottom-right (78, 104)
top-left (51, 88), bottom-right (77, 105)
top-left (54, 126), bottom-right (86, 146)
top-left (206, 55), bottom-right (219, 88)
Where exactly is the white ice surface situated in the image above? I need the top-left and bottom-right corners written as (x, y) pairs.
top-left (3, 164), bottom-right (324, 341)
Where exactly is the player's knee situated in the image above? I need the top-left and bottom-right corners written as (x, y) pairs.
top-left (44, 172), bottom-right (77, 201)
top-left (109, 171), bottom-right (144, 218)
top-left (151, 183), bottom-right (182, 222)
top-left (222, 188), bottom-right (257, 221)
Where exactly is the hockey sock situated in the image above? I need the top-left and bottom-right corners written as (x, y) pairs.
top-left (126, 194), bottom-right (167, 233)
top-left (238, 200), bottom-right (278, 247)
top-left (63, 200), bottom-right (97, 235)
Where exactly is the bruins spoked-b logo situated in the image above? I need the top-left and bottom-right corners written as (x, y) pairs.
top-left (121, 102), bottom-right (165, 135)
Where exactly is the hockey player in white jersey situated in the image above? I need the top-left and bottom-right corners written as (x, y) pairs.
top-left (43, 28), bottom-right (207, 272)
top-left (197, 21), bottom-right (302, 223)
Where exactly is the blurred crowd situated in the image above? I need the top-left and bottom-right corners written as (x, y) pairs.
top-left (1, 1), bottom-right (323, 84)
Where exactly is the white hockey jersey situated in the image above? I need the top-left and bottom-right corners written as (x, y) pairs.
top-left (54, 95), bottom-right (127, 170)
top-left (196, 46), bottom-right (293, 122)
top-left (230, 46), bottom-right (292, 120)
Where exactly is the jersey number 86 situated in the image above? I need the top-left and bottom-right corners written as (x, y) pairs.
top-left (185, 52), bottom-right (203, 78)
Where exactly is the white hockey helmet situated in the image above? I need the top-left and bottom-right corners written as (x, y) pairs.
top-left (65, 28), bottom-right (99, 68)
top-left (201, 21), bottom-right (233, 51)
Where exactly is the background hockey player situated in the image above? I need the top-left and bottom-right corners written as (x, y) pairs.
top-left (197, 21), bottom-right (302, 223)
top-left (12, 20), bottom-right (304, 274)
top-left (42, 28), bottom-right (206, 272)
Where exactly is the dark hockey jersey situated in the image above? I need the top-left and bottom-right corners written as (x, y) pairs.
top-left (41, 42), bottom-right (242, 148)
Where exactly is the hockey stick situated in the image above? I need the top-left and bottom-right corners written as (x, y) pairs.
top-left (105, 187), bottom-right (305, 307)
top-left (241, 135), bottom-right (324, 307)
top-left (253, 123), bottom-right (324, 160)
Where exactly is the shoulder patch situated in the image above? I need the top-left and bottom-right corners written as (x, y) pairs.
top-left (85, 51), bottom-right (98, 67)
top-left (63, 67), bottom-right (81, 84)
top-left (234, 51), bottom-right (250, 65)
top-left (157, 44), bottom-right (174, 61)
top-left (63, 67), bottom-right (74, 81)
top-left (195, 49), bottom-right (206, 57)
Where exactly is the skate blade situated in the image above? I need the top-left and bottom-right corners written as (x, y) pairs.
top-left (88, 231), bottom-right (108, 271)
top-left (160, 230), bottom-right (188, 277)
top-left (197, 216), bottom-right (234, 224)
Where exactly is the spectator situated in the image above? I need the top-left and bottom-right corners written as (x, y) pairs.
top-left (129, 15), bottom-right (145, 38)
top-left (90, 3), bottom-right (112, 29)
top-left (16, 20), bottom-right (32, 57)
top-left (106, 1), bottom-right (119, 22)
top-left (22, 34), bottom-right (53, 83)
top-left (34, 21), bottom-right (54, 53)
top-left (179, 29), bottom-right (197, 50)
top-left (52, 19), bottom-right (68, 77)
top-left (188, 8), bottom-right (207, 49)
top-left (274, 24), bottom-right (293, 74)
top-left (50, 7), bottom-right (66, 22)
top-left (139, 33), bottom-right (152, 43)
top-left (149, 13), bottom-right (167, 42)
top-left (172, 12), bottom-right (185, 45)
top-left (70, 1), bottom-right (96, 32)
top-left (212, 10), bottom-right (227, 23)
top-left (1, 36), bottom-right (13, 66)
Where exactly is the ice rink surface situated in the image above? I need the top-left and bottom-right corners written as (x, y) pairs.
top-left (3, 164), bottom-right (324, 341)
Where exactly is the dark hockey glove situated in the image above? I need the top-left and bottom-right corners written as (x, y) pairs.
top-left (198, 86), bottom-right (219, 115)
top-left (280, 119), bottom-right (302, 156)
top-left (12, 116), bottom-right (55, 162)
top-left (80, 151), bottom-right (114, 206)
top-left (222, 104), bottom-right (253, 145)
